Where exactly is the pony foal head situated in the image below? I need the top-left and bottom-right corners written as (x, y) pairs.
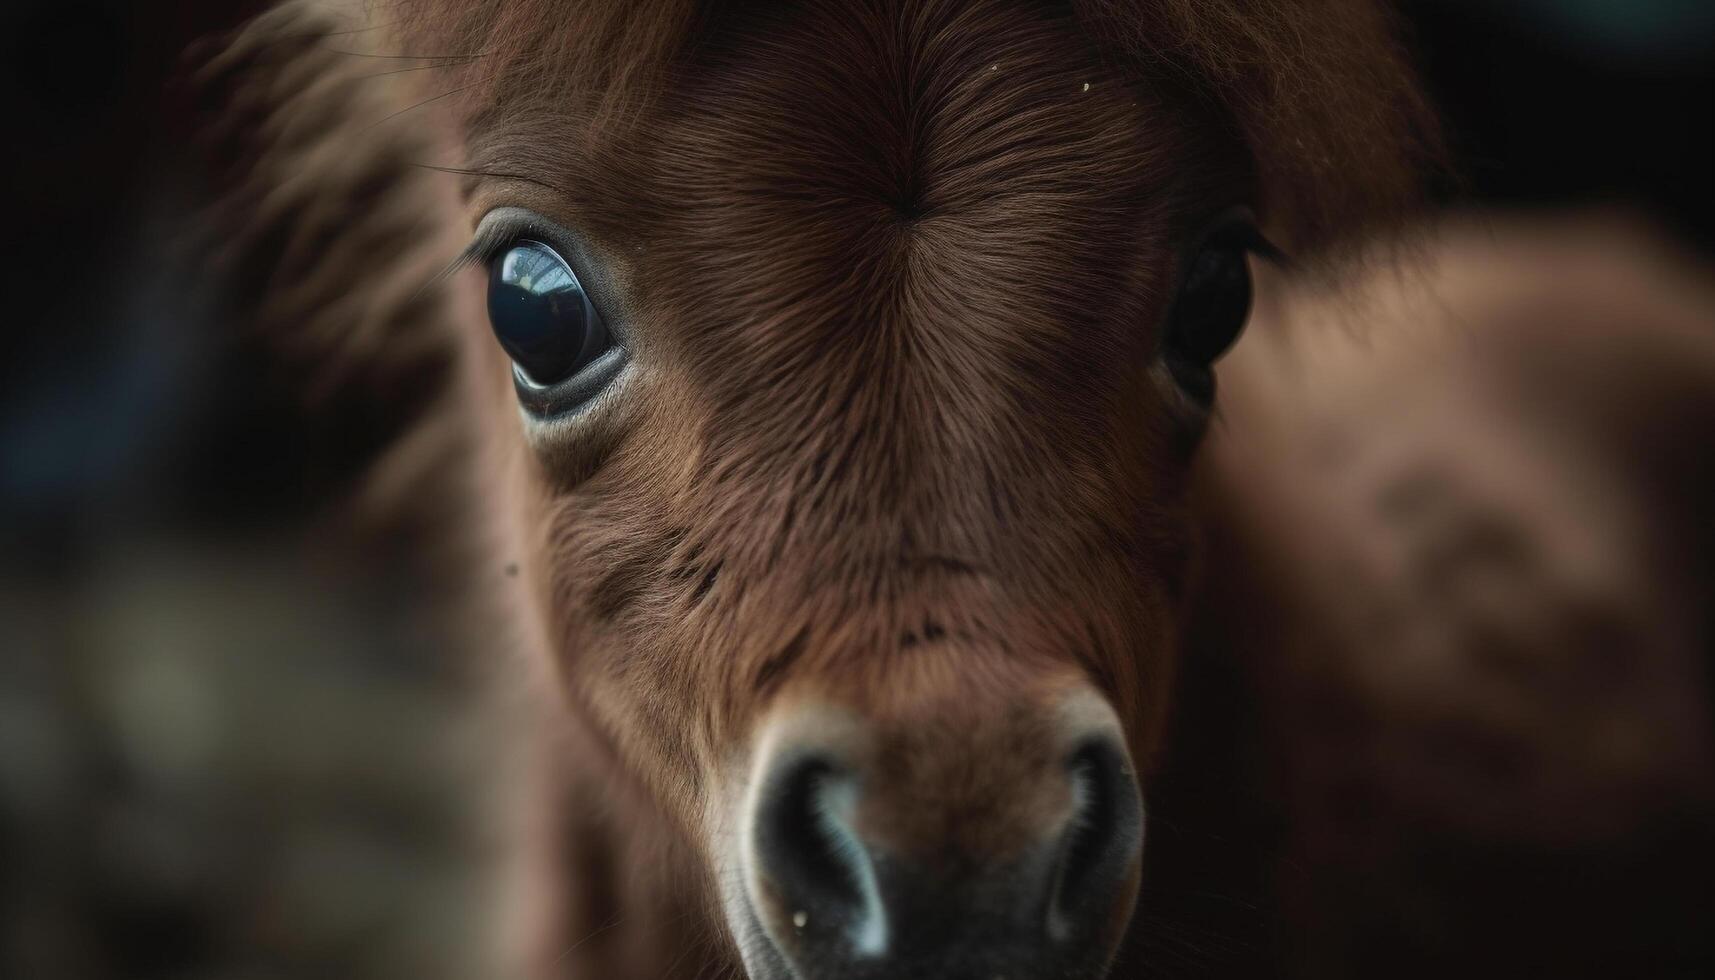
top-left (399, 0), bottom-right (1435, 975)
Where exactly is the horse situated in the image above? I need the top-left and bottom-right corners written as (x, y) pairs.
top-left (179, 2), bottom-right (1713, 978)
top-left (356, 0), bottom-right (1435, 975)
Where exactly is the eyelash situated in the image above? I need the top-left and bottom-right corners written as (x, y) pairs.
top-left (439, 212), bottom-right (569, 284)
top-left (1183, 206), bottom-right (1290, 267)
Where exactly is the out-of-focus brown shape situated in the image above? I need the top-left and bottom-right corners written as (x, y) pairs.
top-left (1151, 214), bottom-right (1715, 977)
top-left (2, 3), bottom-right (553, 979)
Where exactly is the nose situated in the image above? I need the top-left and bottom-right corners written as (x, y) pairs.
top-left (738, 694), bottom-right (1144, 979)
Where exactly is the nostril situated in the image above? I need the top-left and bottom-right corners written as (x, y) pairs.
top-left (1048, 738), bottom-right (1144, 943)
top-left (751, 753), bottom-right (888, 958)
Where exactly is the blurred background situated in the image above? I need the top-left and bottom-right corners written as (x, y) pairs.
top-left (2, 1), bottom-right (1712, 978)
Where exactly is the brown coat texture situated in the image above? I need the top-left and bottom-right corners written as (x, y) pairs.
top-left (201, 0), bottom-right (1440, 976)
top-left (157, 2), bottom-right (1711, 979)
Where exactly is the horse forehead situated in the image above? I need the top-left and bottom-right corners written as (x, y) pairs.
top-left (643, 0), bottom-right (1173, 209)
top-left (460, 1), bottom-right (1188, 424)
top-left (459, 0), bottom-right (1190, 284)
top-left (616, 4), bottom-right (1181, 365)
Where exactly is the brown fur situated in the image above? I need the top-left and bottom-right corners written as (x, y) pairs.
top-left (1180, 213), bottom-right (1715, 976)
top-left (397, 0), bottom-right (1442, 247)
top-left (204, 1), bottom-right (1443, 976)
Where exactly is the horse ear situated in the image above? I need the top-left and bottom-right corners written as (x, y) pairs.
top-left (1074, 0), bottom-right (1449, 253)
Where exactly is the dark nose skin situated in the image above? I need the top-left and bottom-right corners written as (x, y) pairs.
top-left (747, 734), bottom-right (1143, 980)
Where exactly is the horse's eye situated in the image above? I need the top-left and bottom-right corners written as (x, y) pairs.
top-left (1163, 219), bottom-right (1264, 404)
top-left (487, 240), bottom-right (610, 388)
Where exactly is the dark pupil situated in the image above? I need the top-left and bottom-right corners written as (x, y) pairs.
top-left (488, 241), bottom-right (599, 384)
top-left (1169, 241), bottom-right (1252, 368)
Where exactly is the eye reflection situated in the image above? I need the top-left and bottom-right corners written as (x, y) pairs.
top-left (503, 244), bottom-right (576, 295)
top-left (487, 240), bottom-right (609, 386)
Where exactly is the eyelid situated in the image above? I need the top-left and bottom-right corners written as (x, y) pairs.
top-left (464, 207), bottom-right (578, 267)
top-left (1186, 206), bottom-right (1290, 268)
top-left (435, 207), bottom-right (589, 291)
